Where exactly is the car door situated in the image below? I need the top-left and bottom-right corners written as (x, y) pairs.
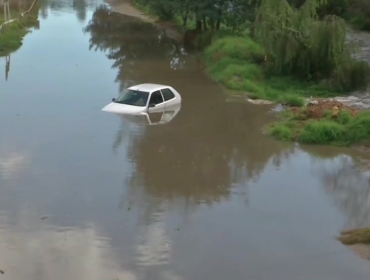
top-left (148, 90), bottom-right (166, 113)
top-left (160, 88), bottom-right (177, 108)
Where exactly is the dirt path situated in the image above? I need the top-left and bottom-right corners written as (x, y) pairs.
top-left (104, 0), bottom-right (182, 42)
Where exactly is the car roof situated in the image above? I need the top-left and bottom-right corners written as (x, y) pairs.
top-left (128, 83), bottom-right (170, 92)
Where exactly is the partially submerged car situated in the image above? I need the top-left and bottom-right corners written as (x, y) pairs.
top-left (102, 83), bottom-right (182, 114)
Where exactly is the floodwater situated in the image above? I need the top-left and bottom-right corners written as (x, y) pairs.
top-left (0, 1), bottom-right (370, 279)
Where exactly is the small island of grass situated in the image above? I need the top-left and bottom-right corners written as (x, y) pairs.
top-left (269, 100), bottom-right (370, 146)
top-left (338, 228), bottom-right (370, 245)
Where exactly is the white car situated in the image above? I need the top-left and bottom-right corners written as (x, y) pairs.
top-left (102, 83), bottom-right (182, 114)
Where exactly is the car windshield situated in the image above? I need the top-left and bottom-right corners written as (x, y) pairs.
top-left (114, 89), bottom-right (149, 107)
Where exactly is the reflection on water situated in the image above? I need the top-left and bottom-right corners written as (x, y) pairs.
top-left (40, 0), bottom-right (96, 23)
top-left (85, 6), bottom-right (188, 92)
top-left (314, 155), bottom-right (370, 229)
top-left (0, 1), bottom-right (370, 279)
top-left (0, 150), bottom-right (30, 180)
top-left (0, 212), bottom-right (137, 280)
top-left (5, 55), bottom-right (10, 81)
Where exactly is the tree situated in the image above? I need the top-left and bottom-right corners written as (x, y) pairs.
top-left (253, 0), bottom-right (370, 90)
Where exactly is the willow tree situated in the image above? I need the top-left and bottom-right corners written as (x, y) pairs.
top-left (252, 0), bottom-right (370, 91)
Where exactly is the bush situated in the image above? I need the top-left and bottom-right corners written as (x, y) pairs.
top-left (203, 36), bottom-right (340, 105)
top-left (299, 121), bottom-right (345, 145)
top-left (335, 110), bottom-right (353, 124)
top-left (203, 36), bottom-right (265, 64)
top-left (279, 93), bottom-right (305, 107)
top-left (317, 0), bottom-right (349, 18)
top-left (346, 111), bottom-right (370, 144)
top-left (346, 0), bottom-right (370, 31)
top-left (329, 60), bottom-right (370, 91)
top-left (269, 124), bottom-right (294, 141)
top-left (254, 0), bottom-right (370, 92)
top-left (270, 109), bottom-right (370, 147)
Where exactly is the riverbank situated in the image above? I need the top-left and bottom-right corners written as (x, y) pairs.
top-left (338, 228), bottom-right (370, 261)
top-left (269, 100), bottom-right (370, 146)
top-left (106, 0), bottom-right (370, 148)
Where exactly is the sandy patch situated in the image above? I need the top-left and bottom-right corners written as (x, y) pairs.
top-left (349, 244), bottom-right (370, 261)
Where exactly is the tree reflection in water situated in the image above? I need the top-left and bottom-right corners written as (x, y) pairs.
top-left (85, 6), bottom-right (187, 91)
top-left (303, 144), bottom-right (370, 229)
top-left (39, 0), bottom-right (92, 23)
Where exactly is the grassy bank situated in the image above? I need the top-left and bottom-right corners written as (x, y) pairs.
top-left (126, 0), bottom-right (370, 147)
top-left (0, 14), bottom-right (38, 56)
top-left (202, 35), bottom-right (345, 107)
top-left (201, 31), bottom-right (370, 146)
top-left (338, 228), bottom-right (370, 245)
top-left (268, 101), bottom-right (370, 146)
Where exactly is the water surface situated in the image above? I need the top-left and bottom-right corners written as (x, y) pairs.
top-left (0, 1), bottom-right (370, 279)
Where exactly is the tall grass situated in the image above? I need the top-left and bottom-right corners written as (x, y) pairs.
top-left (270, 110), bottom-right (370, 146)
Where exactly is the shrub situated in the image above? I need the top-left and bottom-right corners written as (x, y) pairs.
top-left (203, 36), bottom-right (265, 64)
top-left (336, 110), bottom-right (353, 125)
top-left (345, 111), bottom-right (370, 144)
top-left (269, 124), bottom-right (294, 141)
top-left (299, 121), bottom-right (345, 145)
top-left (279, 93), bottom-right (305, 107)
top-left (253, 0), bottom-right (370, 92)
top-left (346, 0), bottom-right (370, 31)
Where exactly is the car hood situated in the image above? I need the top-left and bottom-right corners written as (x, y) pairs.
top-left (102, 102), bottom-right (147, 114)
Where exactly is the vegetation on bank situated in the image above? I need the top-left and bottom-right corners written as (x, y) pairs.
top-left (338, 228), bottom-right (370, 245)
top-left (0, 3), bottom-right (39, 56)
top-left (130, 0), bottom-right (370, 146)
top-left (269, 102), bottom-right (370, 146)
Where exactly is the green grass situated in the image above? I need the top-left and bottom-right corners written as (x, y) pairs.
top-left (338, 228), bottom-right (370, 245)
top-left (269, 110), bottom-right (370, 146)
top-left (202, 36), bottom-right (339, 107)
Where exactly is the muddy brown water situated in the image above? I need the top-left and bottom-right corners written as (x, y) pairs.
top-left (1, 1), bottom-right (370, 279)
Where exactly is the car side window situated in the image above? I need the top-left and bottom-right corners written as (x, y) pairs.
top-left (161, 88), bottom-right (175, 101)
top-left (149, 90), bottom-right (164, 105)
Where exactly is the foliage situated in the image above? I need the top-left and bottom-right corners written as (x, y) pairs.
top-left (132, 0), bottom-right (258, 31)
top-left (253, 0), bottom-right (370, 92)
top-left (133, 0), bottom-right (370, 95)
top-left (269, 124), bottom-right (294, 141)
top-left (269, 109), bottom-right (370, 146)
top-left (345, 0), bottom-right (370, 30)
top-left (203, 36), bottom-right (341, 106)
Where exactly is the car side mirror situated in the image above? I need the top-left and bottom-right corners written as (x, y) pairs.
top-left (112, 98), bottom-right (116, 102)
top-left (149, 103), bottom-right (156, 108)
